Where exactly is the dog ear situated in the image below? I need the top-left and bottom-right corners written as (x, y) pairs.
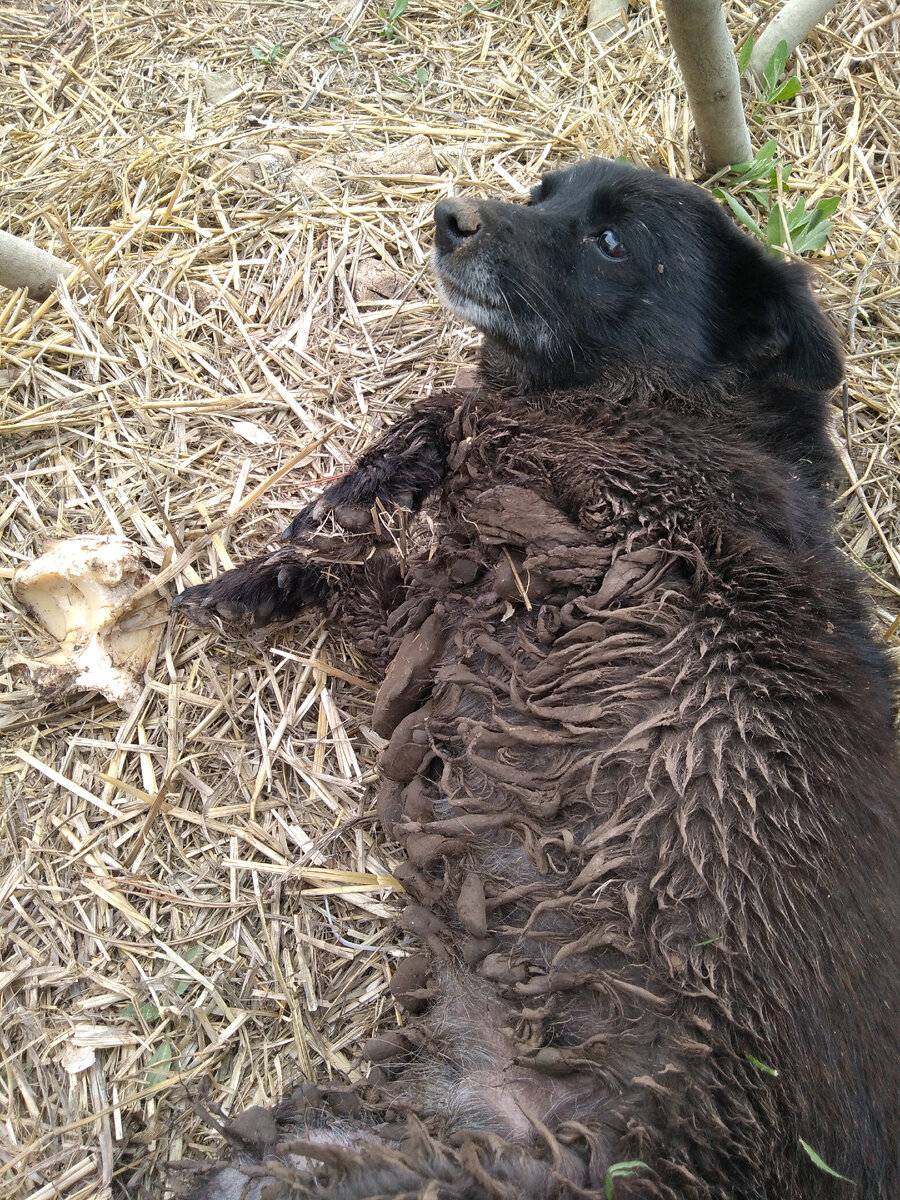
top-left (735, 261), bottom-right (844, 392)
top-left (768, 269), bottom-right (844, 390)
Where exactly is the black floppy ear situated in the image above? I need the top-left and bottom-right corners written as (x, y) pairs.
top-left (735, 259), bottom-right (844, 392)
top-left (766, 268), bottom-right (843, 390)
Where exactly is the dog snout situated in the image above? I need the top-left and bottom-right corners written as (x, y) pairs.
top-left (434, 197), bottom-right (484, 254)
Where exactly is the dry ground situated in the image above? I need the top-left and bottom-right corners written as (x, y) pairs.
top-left (0, 1), bottom-right (898, 1196)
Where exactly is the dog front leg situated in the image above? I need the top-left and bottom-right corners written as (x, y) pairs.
top-left (171, 553), bottom-right (332, 629)
top-left (281, 394), bottom-right (456, 544)
top-left (171, 394), bottom-right (458, 631)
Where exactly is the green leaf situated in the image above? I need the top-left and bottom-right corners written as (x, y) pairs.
top-left (329, 36), bottom-right (350, 52)
top-left (748, 1055), bottom-right (779, 1076)
top-left (122, 1001), bottom-right (161, 1022)
top-left (771, 76), bottom-right (802, 103)
top-left (800, 206), bottom-right (827, 232)
top-left (787, 196), bottom-right (837, 253)
top-left (767, 203), bottom-right (786, 248)
top-left (417, 65), bottom-right (428, 85)
top-left (747, 187), bottom-right (773, 208)
top-left (764, 39), bottom-right (789, 95)
top-left (730, 140), bottom-right (779, 183)
top-left (249, 44), bottom-right (287, 63)
top-left (799, 1139), bottom-right (855, 1184)
top-left (738, 36), bottom-right (754, 75)
top-left (390, 0), bottom-right (408, 17)
top-left (145, 1040), bottom-right (175, 1087)
top-left (786, 194), bottom-right (807, 224)
top-left (716, 190), bottom-right (764, 238)
top-left (605, 1161), bottom-right (649, 1199)
top-left (790, 223), bottom-right (832, 254)
top-left (815, 195), bottom-right (841, 217)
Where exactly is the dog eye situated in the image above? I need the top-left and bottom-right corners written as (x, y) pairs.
top-left (587, 230), bottom-right (628, 260)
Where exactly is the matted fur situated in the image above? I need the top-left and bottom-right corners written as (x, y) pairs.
top-left (172, 161), bottom-right (900, 1199)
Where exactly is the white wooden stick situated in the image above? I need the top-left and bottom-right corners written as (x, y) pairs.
top-left (661, 0), bottom-right (753, 170)
top-left (0, 228), bottom-right (72, 300)
top-left (749, 0), bottom-right (841, 83)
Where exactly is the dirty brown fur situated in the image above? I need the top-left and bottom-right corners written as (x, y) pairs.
top-left (171, 160), bottom-right (900, 1199)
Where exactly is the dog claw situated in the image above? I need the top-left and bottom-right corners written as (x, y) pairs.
top-left (171, 557), bottom-right (329, 629)
top-left (332, 503), bottom-right (373, 531)
top-left (280, 481), bottom-right (421, 544)
top-left (280, 500), bottom-right (319, 543)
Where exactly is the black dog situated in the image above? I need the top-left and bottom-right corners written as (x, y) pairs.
top-left (173, 159), bottom-right (899, 1200)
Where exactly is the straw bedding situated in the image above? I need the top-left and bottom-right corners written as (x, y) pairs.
top-left (0, 2), bottom-right (898, 1198)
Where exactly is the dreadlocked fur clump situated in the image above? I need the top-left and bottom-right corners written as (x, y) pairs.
top-left (172, 159), bottom-right (900, 1200)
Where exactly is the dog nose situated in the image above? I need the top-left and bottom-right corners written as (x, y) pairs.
top-left (434, 197), bottom-right (483, 252)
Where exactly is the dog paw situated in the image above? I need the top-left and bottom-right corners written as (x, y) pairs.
top-left (281, 489), bottom-right (416, 544)
top-left (172, 556), bottom-right (329, 628)
top-left (280, 498), bottom-right (320, 543)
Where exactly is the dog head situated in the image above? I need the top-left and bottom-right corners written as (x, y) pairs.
top-left (433, 158), bottom-right (843, 397)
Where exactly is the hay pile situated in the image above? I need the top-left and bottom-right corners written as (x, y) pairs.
top-left (0, 1), bottom-right (897, 1196)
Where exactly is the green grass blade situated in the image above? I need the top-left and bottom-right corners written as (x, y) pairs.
top-left (716, 191), bottom-right (764, 238)
top-left (605, 1161), bottom-right (649, 1199)
top-left (799, 1139), bottom-right (855, 1184)
top-left (738, 36), bottom-right (754, 74)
